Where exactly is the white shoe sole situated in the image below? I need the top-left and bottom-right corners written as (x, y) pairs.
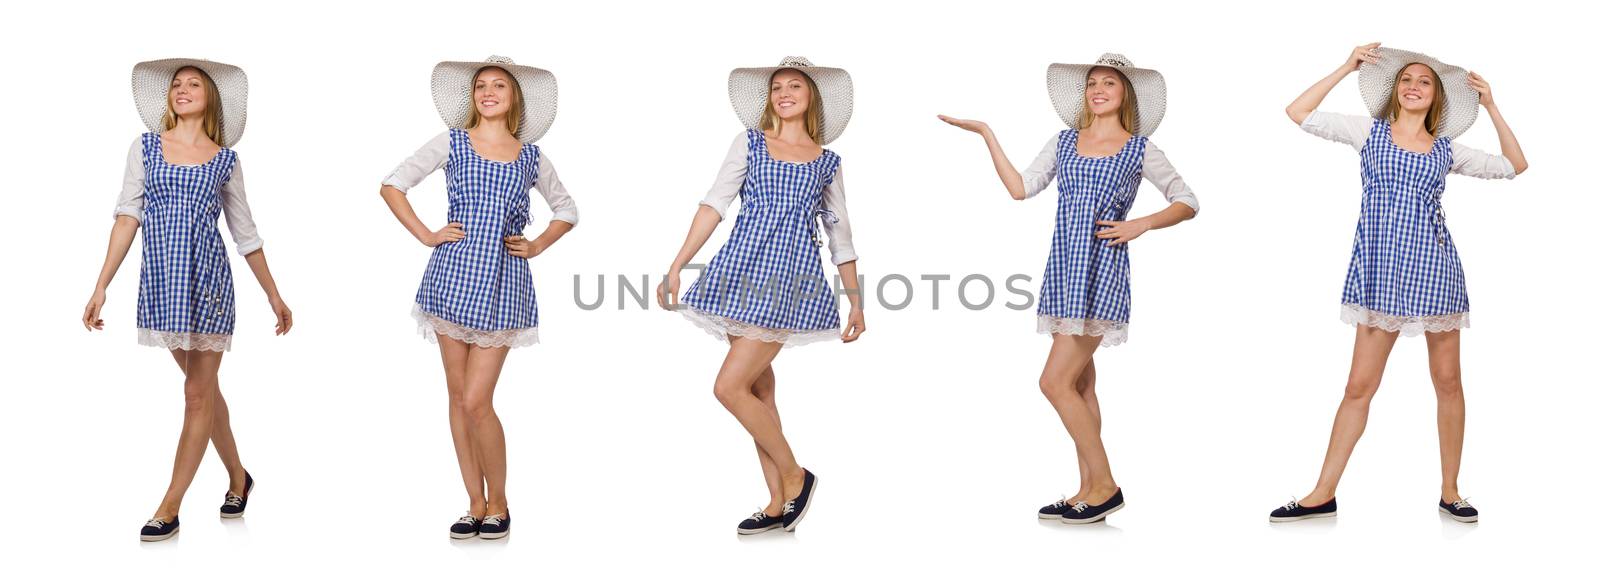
top-left (1059, 502), bottom-right (1124, 524)
top-left (449, 531), bottom-right (479, 540)
top-left (140, 527), bottom-right (178, 542)
top-left (783, 475), bottom-right (818, 532)
top-left (478, 530), bottom-right (509, 540)
top-left (1269, 511), bottom-right (1336, 523)
top-left (737, 524), bottom-right (783, 535)
top-left (1439, 508), bottom-right (1479, 523)
top-left (1038, 512), bottom-right (1066, 520)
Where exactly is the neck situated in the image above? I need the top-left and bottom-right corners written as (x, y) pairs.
top-left (472, 116), bottom-right (513, 140)
top-left (1084, 114), bottom-right (1128, 137)
top-left (774, 117), bottom-right (812, 145)
top-left (168, 115), bottom-right (209, 146)
top-left (1392, 109), bottom-right (1429, 136)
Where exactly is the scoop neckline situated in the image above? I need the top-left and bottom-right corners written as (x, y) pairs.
top-left (154, 134), bottom-right (224, 167)
top-left (1382, 121), bottom-right (1442, 157)
top-left (756, 130), bottom-right (825, 166)
top-left (460, 129), bottom-right (526, 165)
top-left (1070, 130), bottom-right (1136, 159)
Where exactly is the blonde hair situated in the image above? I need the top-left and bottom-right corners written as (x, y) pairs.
top-left (1077, 67), bottom-right (1140, 135)
top-left (465, 66), bottom-right (525, 138)
top-left (1379, 63), bottom-right (1447, 136)
top-left (162, 66), bottom-right (224, 146)
top-left (759, 69), bottom-right (823, 144)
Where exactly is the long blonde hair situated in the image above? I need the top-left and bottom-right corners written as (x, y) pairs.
top-left (759, 69), bottom-right (823, 143)
top-left (161, 66), bottom-right (224, 146)
top-left (1077, 67), bottom-right (1140, 135)
top-left (1379, 63), bottom-right (1447, 136)
top-left (465, 66), bottom-right (525, 138)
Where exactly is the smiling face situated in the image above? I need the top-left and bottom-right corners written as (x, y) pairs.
top-left (162, 66), bottom-right (224, 146)
top-left (1381, 62), bottom-right (1448, 136)
top-left (1078, 66), bottom-right (1140, 134)
top-left (759, 68), bottom-right (824, 144)
top-left (466, 66), bottom-right (525, 137)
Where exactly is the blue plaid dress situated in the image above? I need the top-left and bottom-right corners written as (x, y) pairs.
top-left (135, 133), bottom-right (238, 352)
top-left (680, 129), bottom-right (843, 347)
top-left (1037, 129), bottom-right (1144, 346)
top-left (1340, 119), bottom-right (1469, 335)
top-left (412, 129), bottom-right (540, 348)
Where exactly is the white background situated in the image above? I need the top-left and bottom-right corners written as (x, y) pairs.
top-left (2, 0), bottom-right (1593, 572)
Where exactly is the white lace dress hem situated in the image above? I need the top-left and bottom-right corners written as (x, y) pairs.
top-left (138, 329), bottom-right (232, 352)
top-left (1339, 304), bottom-right (1468, 336)
top-left (412, 304), bottom-right (540, 348)
top-left (1036, 316), bottom-right (1128, 347)
top-left (678, 306), bottom-right (838, 348)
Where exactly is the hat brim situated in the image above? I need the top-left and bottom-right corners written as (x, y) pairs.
top-left (1046, 62), bottom-right (1167, 137)
top-left (132, 58), bottom-right (249, 148)
top-left (1358, 48), bottom-right (1478, 140)
top-left (432, 61), bottom-right (558, 144)
top-left (728, 65), bottom-right (854, 145)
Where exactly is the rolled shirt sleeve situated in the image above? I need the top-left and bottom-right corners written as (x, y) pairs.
top-left (113, 137), bottom-right (146, 222)
top-left (819, 165), bottom-right (857, 266)
top-left (699, 131), bottom-right (750, 219)
top-left (1449, 141), bottom-right (1518, 180)
top-left (1141, 141), bottom-right (1199, 215)
top-left (533, 152), bottom-right (579, 225)
top-left (1020, 133), bottom-right (1060, 199)
top-left (1299, 110), bottom-right (1373, 151)
top-left (382, 131), bottom-right (451, 192)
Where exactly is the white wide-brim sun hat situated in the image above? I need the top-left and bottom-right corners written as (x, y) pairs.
top-left (1046, 53), bottom-right (1167, 137)
top-left (1357, 47), bottom-right (1478, 139)
top-left (131, 58), bottom-right (249, 148)
top-left (432, 56), bottom-right (558, 144)
top-left (728, 56), bottom-right (854, 145)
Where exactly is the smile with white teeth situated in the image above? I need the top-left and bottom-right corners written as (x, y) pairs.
top-left (778, 101), bottom-right (794, 108)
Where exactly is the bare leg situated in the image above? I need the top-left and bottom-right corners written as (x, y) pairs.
top-left (1425, 330), bottom-right (1466, 503)
top-left (439, 336), bottom-right (486, 517)
top-left (1038, 335), bottom-right (1117, 504)
top-left (711, 336), bottom-right (804, 500)
top-left (462, 343), bottom-right (512, 516)
top-left (750, 364), bottom-right (784, 516)
top-left (169, 350), bottom-right (248, 496)
top-left (153, 349), bottom-right (225, 520)
top-left (1070, 360), bottom-right (1099, 502)
top-left (1300, 325), bottom-right (1400, 506)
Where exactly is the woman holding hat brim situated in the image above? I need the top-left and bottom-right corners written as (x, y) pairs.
top-left (83, 58), bottom-right (294, 541)
top-left (940, 53), bottom-right (1199, 524)
top-left (380, 56), bottom-right (578, 540)
top-left (1271, 43), bottom-right (1527, 523)
top-left (656, 56), bottom-right (865, 534)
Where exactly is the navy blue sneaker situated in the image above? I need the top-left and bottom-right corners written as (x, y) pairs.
top-left (737, 510), bottom-right (784, 535)
top-left (1439, 499), bottom-right (1478, 523)
top-left (478, 513), bottom-right (510, 540)
top-left (220, 472), bottom-right (254, 518)
top-left (449, 515), bottom-right (481, 539)
top-left (140, 516), bottom-right (179, 542)
top-left (1038, 497), bottom-right (1076, 519)
top-left (1269, 497), bottom-right (1337, 522)
top-left (781, 469), bottom-right (818, 532)
top-left (1059, 489), bottom-right (1124, 524)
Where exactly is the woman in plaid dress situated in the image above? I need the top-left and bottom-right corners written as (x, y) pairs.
top-left (657, 57), bottom-right (865, 534)
top-left (1271, 43), bottom-right (1527, 523)
top-left (381, 57), bottom-right (578, 539)
top-left (82, 59), bottom-right (293, 541)
top-left (941, 53), bottom-right (1199, 524)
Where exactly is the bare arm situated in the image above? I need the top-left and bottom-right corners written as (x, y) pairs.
top-left (655, 205), bottom-right (723, 309)
top-left (380, 184), bottom-right (464, 247)
top-left (1287, 43), bottom-right (1380, 125)
top-left (836, 260), bottom-right (866, 342)
top-left (938, 115), bottom-right (1030, 200)
top-left (82, 216), bottom-right (139, 331)
top-left (1468, 72), bottom-right (1529, 174)
top-left (1095, 202), bottom-right (1195, 246)
top-left (241, 248), bottom-right (293, 335)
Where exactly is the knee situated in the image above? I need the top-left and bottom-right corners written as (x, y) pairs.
top-left (1342, 376), bottom-right (1381, 402)
top-left (463, 390), bottom-right (495, 423)
top-left (1430, 366), bottom-right (1462, 397)
top-left (445, 375), bottom-right (468, 409)
top-left (1040, 375), bottom-right (1076, 403)
top-left (713, 380), bottom-right (746, 409)
top-left (183, 379), bottom-right (215, 413)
